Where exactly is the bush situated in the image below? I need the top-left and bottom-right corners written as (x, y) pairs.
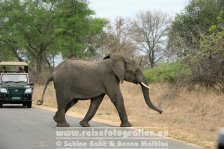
top-left (184, 10), bottom-right (224, 92)
top-left (185, 28), bottom-right (224, 91)
top-left (144, 62), bottom-right (191, 83)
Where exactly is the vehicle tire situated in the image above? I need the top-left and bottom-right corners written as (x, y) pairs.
top-left (23, 103), bottom-right (27, 107)
top-left (0, 103), bottom-right (2, 108)
top-left (27, 101), bottom-right (32, 108)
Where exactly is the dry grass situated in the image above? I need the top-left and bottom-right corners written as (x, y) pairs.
top-left (33, 82), bottom-right (224, 149)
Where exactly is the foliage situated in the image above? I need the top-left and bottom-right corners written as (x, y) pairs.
top-left (168, 0), bottom-right (223, 56)
top-left (0, 48), bottom-right (15, 61)
top-left (0, 0), bottom-right (105, 75)
top-left (168, 0), bottom-right (224, 91)
top-left (144, 62), bottom-right (191, 83)
top-left (185, 10), bottom-right (224, 89)
top-left (53, 0), bottom-right (104, 58)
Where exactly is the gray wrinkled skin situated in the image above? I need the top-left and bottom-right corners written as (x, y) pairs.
top-left (37, 53), bottom-right (162, 127)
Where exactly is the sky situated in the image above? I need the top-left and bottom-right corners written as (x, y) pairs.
top-left (89, 0), bottom-right (190, 21)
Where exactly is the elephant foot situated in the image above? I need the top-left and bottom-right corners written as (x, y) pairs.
top-left (56, 122), bottom-right (70, 127)
top-left (120, 121), bottom-right (132, 127)
top-left (79, 120), bottom-right (90, 127)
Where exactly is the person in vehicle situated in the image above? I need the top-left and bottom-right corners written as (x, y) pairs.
top-left (17, 66), bottom-right (24, 73)
top-left (2, 66), bottom-right (7, 73)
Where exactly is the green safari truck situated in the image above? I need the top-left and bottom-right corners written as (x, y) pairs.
top-left (0, 62), bottom-right (34, 108)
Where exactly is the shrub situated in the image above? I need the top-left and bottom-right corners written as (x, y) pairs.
top-left (144, 62), bottom-right (191, 83)
top-left (185, 27), bottom-right (224, 91)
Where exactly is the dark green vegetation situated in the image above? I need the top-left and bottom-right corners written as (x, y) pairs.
top-left (144, 62), bottom-right (191, 83)
top-left (0, 0), bottom-right (105, 74)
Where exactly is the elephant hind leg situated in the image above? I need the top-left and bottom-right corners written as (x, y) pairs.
top-left (55, 107), bottom-right (70, 127)
top-left (54, 93), bottom-right (73, 127)
top-left (65, 99), bottom-right (78, 113)
top-left (80, 94), bottom-right (105, 127)
top-left (54, 99), bottom-right (78, 123)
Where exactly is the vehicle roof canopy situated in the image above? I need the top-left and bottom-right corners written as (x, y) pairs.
top-left (0, 61), bottom-right (28, 66)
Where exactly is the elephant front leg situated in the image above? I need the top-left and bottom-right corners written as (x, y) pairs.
top-left (79, 94), bottom-right (105, 127)
top-left (108, 89), bottom-right (132, 127)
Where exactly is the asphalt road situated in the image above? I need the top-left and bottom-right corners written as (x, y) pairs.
top-left (0, 105), bottom-right (203, 149)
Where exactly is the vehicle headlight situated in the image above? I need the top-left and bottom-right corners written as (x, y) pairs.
top-left (0, 88), bottom-right (8, 93)
top-left (25, 88), bottom-right (32, 94)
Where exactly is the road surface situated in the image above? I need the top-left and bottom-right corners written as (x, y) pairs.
top-left (0, 105), bottom-right (203, 149)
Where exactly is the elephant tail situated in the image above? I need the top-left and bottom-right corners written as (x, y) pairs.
top-left (37, 75), bottom-right (53, 105)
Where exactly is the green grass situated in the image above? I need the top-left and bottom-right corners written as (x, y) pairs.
top-left (144, 62), bottom-right (191, 83)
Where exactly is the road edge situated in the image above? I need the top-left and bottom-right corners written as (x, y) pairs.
top-left (33, 104), bottom-right (204, 149)
top-left (33, 104), bottom-right (120, 126)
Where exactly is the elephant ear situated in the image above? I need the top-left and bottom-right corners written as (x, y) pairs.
top-left (110, 54), bottom-right (125, 83)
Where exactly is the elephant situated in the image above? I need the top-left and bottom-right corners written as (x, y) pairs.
top-left (37, 53), bottom-right (162, 127)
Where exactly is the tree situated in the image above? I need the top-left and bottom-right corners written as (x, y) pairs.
top-left (188, 10), bottom-right (224, 89)
top-left (53, 0), bottom-right (105, 58)
top-left (129, 10), bottom-right (171, 67)
top-left (94, 17), bottom-right (136, 58)
top-left (83, 18), bottom-right (107, 57)
top-left (0, 0), bottom-right (105, 78)
top-left (168, 0), bottom-right (223, 56)
top-left (0, 48), bottom-right (15, 61)
top-left (168, 0), bottom-right (224, 90)
top-left (0, 0), bottom-right (28, 62)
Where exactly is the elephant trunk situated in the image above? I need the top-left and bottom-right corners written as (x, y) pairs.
top-left (140, 78), bottom-right (163, 114)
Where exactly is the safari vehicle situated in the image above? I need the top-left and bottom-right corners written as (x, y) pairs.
top-left (0, 61), bottom-right (34, 108)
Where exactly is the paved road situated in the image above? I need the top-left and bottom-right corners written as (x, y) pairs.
top-left (0, 105), bottom-right (203, 149)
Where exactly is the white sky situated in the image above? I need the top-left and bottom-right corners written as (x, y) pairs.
top-left (89, 0), bottom-right (189, 21)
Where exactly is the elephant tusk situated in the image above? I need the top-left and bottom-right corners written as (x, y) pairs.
top-left (140, 82), bottom-right (150, 89)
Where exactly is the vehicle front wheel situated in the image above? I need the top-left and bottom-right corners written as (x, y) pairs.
top-left (27, 101), bottom-right (32, 108)
top-left (0, 103), bottom-right (2, 108)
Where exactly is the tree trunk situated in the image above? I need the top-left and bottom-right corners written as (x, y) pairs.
top-left (35, 51), bottom-right (44, 84)
top-left (149, 53), bottom-right (155, 68)
top-left (36, 54), bottom-right (43, 73)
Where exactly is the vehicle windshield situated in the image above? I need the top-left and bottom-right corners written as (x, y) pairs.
top-left (1, 74), bottom-right (28, 83)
